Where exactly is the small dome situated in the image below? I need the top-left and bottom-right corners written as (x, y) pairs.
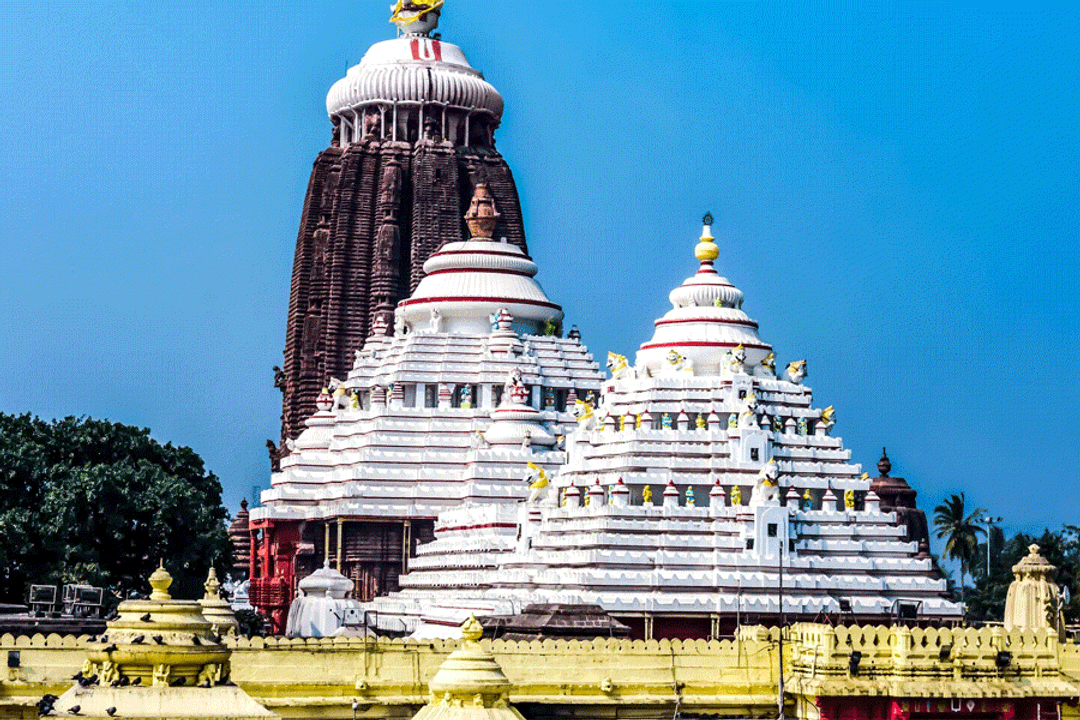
top-left (636, 222), bottom-right (770, 376)
top-left (297, 561), bottom-right (354, 599)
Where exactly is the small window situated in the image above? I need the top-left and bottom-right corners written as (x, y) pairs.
top-left (738, 389), bottom-right (747, 399)
top-left (403, 384), bottom-right (416, 408)
top-left (767, 523), bottom-right (778, 537)
top-left (789, 539), bottom-right (796, 552)
top-left (424, 385), bottom-right (437, 408)
top-left (750, 448), bottom-right (760, 461)
top-left (745, 538), bottom-right (754, 550)
top-left (492, 385), bottom-right (503, 407)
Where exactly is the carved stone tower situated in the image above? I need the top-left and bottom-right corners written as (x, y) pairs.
top-left (275, 4), bottom-right (530, 456)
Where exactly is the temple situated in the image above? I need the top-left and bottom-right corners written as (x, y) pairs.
top-left (244, 2), bottom-right (963, 640)
top-left (360, 221), bottom-right (960, 638)
top-left (275, 1), bottom-right (531, 456)
top-left (250, 178), bottom-right (604, 631)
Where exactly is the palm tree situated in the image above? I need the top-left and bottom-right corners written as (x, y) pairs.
top-left (933, 493), bottom-right (987, 604)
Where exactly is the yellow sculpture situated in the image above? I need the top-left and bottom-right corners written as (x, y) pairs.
top-left (642, 484), bottom-right (652, 504)
top-left (695, 414), bottom-right (706, 430)
top-left (844, 489), bottom-right (855, 510)
top-left (390, 0), bottom-right (444, 26)
top-left (525, 462), bottom-right (549, 503)
top-left (635, 413), bottom-right (643, 429)
top-left (731, 486), bottom-right (742, 506)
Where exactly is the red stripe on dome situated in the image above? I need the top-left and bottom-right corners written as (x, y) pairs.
top-left (654, 317), bottom-right (760, 329)
top-left (639, 341), bottom-right (772, 351)
top-left (434, 248), bottom-right (534, 261)
top-left (425, 268), bottom-right (535, 278)
top-left (399, 296), bottom-right (562, 310)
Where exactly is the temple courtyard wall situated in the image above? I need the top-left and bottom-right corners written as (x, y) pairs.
top-left (0, 624), bottom-right (1078, 719)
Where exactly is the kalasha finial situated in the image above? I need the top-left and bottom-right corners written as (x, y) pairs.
top-left (148, 561), bottom-right (173, 601)
top-left (695, 212), bottom-right (718, 262)
top-left (460, 614), bottom-right (484, 642)
top-left (878, 448), bottom-right (891, 477)
top-left (390, 0), bottom-right (444, 36)
top-left (464, 182), bottom-right (500, 239)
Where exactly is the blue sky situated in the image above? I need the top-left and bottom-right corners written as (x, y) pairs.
top-left (1, 2), bottom-right (1077, 545)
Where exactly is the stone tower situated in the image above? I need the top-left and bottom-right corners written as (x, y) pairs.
top-left (275, 3), bottom-right (529, 456)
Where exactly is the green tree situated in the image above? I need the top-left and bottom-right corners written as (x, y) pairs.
top-left (933, 493), bottom-right (986, 604)
top-left (0, 413), bottom-right (231, 604)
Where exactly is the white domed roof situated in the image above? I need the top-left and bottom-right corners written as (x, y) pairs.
top-left (326, 36), bottom-right (503, 121)
top-left (399, 239), bottom-right (563, 335)
top-left (636, 223), bottom-right (771, 376)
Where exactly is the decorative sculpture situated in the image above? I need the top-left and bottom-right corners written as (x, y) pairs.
top-left (801, 488), bottom-right (813, 511)
top-left (797, 416), bottom-right (808, 435)
top-left (739, 393), bottom-right (759, 430)
top-left (819, 405), bottom-right (836, 434)
top-left (504, 368), bottom-right (529, 405)
top-left (606, 351), bottom-right (635, 380)
top-left (459, 385), bottom-right (473, 409)
top-left (773, 415), bottom-right (785, 433)
top-left (390, 0), bottom-right (444, 28)
top-left (756, 352), bottom-right (777, 378)
top-left (728, 413), bottom-right (738, 430)
top-left (660, 349), bottom-right (693, 376)
top-left (749, 458), bottom-right (780, 506)
top-left (731, 486), bottom-right (742, 506)
top-left (521, 431), bottom-right (532, 451)
top-left (844, 488), bottom-right (855, 510)
top-left (471, 429), bottom-right (489, 450)
top-left (723, 345), bottom-right (747, 375)
top-left (572, 399), bottom-right (597, 432)
top-left (429, 308), bottom-right (443, 333)
top-left (328, 378), bottom-right (351, 411)
top-left (661, 413), bottom-right (673, 430)
top-left (786, 359), bottom-right (808, 385)
top-left (642, 485), bottom-right (652, 504)
top-left (685, 486), bottom-right (695, 506)
top-left (695, 414), bottom-right (706, 430)
top-left (524, 462), bottom-right (549, 503)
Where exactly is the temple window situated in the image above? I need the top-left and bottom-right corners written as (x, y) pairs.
top-left (424, 385), bottom-right (437, 408)
top-left (750, 448), bottom-right (760, 462)
top-left (492, 385), bottom-right (503, 407)
top-left (767, 523), bottom-right (778, 537)
top-left (403, 384), bottom-right (416, 407)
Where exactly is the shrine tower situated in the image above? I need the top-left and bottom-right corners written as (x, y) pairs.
top-left (275, 1), bottom-right (530, 458)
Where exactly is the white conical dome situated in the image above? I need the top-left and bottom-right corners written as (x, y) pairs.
top-left (636, 221), bottom-right (771, 376)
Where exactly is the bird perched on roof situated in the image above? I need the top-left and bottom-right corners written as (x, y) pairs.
top-left (139, 613), bottom-right (152, 622)
top-left (67, 706), bottom-right (80, 715)
top-left (106, 708), bottom-right (117, 717)
top-left (131, 635), bottom-right (145, 645)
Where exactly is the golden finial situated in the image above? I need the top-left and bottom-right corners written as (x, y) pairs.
top-left (391, 0), bottom-right (445, 27)
top-left (694, 212), bottom-right (719, 262)
top-left (460, 614), bottom-right (484, 642)
top-left (149, 560), bottom-right (173, 601)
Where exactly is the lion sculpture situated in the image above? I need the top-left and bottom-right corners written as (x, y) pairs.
top-left (749, 458), bottom-right (780, 506)
top-left (572, 399), bottom-right (598, 432)
top-left (723, 345), bottom-right (747, 375)
top-left (606, 351), bottom-right (636, 380)
top-left (524, 461), bottom-right (550, 503)
top-left (755, 352), bottom-right (777, 378)
top-left (786, 360), bottom-right (808, 385)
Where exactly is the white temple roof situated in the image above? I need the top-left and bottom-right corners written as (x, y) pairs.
top-left (326, 36), bottom-right (503, 121)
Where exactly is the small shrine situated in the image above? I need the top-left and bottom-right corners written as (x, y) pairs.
top-left (1004, 544), bottom-right (1065, 638)
top-left (48, 564), bottom-right (272, 719)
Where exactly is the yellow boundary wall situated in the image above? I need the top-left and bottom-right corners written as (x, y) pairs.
top-left (1, 626), bottom-right (1078, 719)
